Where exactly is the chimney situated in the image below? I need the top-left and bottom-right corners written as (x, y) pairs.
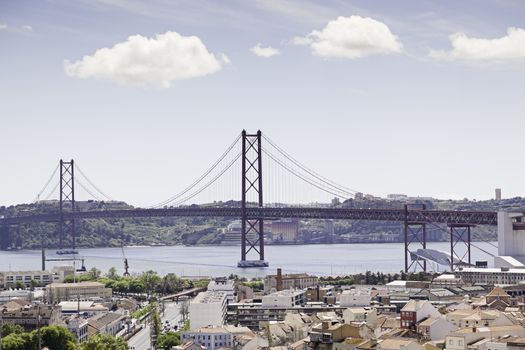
top-left (276, 268), bottom-right (283, 291)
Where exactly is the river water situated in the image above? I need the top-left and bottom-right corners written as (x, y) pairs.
top-left (0, 242), bottom-right (498, 278)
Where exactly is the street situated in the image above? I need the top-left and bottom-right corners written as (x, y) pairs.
top-left (128, 301), bottom-right (183, 350)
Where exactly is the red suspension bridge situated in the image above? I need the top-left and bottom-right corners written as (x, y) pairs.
top-left (0, 130), bottom-right (499, 272)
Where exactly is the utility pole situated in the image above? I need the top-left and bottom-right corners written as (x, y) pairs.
top-left (37, 305), bottom-right (42, 350)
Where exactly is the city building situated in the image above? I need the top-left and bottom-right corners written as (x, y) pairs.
top-left (0, 300), bottom-right (61, 330)
top-left (399, 300), bottom-right (441, 329)
top-left (87, 311), bottom-right (127, 337)
top-left (339, 289), bottom-right (371, 307)
top-left (0, 266), bottom-right (74, 289)
top-left (45, 281), bottom-right (112, 303)
top-left (65, 315), bottom-right (89, 343)
top-left (261, 289), bottom-right (305, 308)
top-left (58, 300), bottom-right (109, 316)
top-left (207, 278), bottom-right (235, 303)
top-left (263, 269), bottom-right (318, 293)
top-left (416, 317), bottom-right (457, 341)
top-left (445, 325), bottom-right (525, 350)
top-left (181, 325), bottom-right (252, 350)
top-left (309, 322), bottom-right (359, 350)
top-left (306, 285), bottom-right (335, 303)
top-left (456, 267), bottom-right (525, 285)
top-left (343, 307), bottom-right (377, 324)
top-left (189, 291), bottom-right (228, 330)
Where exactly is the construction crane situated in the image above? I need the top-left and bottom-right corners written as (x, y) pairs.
top-left (120, 222), bottom-right (130, 277)
top-left (121, 246), bottom-right (130, 277)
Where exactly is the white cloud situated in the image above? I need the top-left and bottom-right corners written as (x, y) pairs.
top-left (293, 15), bottom-right (403, 59)
top-left (430, 27), bottom-right (525, 61)
top-left (64, 31), bottom-right (229, 88)
top-left (0, 23), bottom-right (7, 30)
top-left (250, 43), bottom-right (280, 57)
top-left (22, 25), bottom-right (32, 30)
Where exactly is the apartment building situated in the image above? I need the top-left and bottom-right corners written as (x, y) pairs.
top-left (45, 281), bottom-right (112, 303)
top-left (0, 300), bottom-right (61, 330)
top-left (189, 291), bottom-right (228, 330)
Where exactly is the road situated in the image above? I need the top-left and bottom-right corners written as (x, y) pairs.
top-left (128, 301), bottom-right (183, 350)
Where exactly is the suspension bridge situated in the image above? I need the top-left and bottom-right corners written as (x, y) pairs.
top-left (0, 130), bottom-right (501, 272)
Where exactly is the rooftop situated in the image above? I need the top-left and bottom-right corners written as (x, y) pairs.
top-left (192, 291), bottom-right (227, 304)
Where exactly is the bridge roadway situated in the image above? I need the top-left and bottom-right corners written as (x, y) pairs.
top-left (0, 207), bottom-right (498, 226)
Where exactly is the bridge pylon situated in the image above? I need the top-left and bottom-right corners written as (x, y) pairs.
top-left (404, 204), bottom-right (427, 272)
top-left (238, 130), bottom-right (268, 268)
top-left (449, 224), bottom-right (472, 271)
top-left (58, 159), bottom-right (77, 252)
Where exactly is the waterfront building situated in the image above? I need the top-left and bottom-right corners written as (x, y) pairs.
top-left (45, 281), bottom-right (112, 303)
top-left (456, 267), bottom-right (525, 285)
top-left (189, 291), bottom-right (228, 330)
top-left (0, 266), bottom-right (75, 289)
top-left (306, 285), bottom-right (335, 303)
top-left (263, 268), bottom-right (318, 293)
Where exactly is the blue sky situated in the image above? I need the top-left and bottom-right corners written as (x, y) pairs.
top-left (1, 0), bottom-right (525, 206)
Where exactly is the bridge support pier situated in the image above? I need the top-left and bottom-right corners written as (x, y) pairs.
top-left (449, 224), bottom-right (471, 271)
top-left (238, 130), bottom-right (268, 268)
top-left (404, 204), bottom-right (427, 272)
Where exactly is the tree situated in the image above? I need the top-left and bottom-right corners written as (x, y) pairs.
top-left (150, 308), bottom-right (162, 349)
top-left (89, 267), bottom-right (102, 280)
top-left (141, 270), bottom-right (161, 298)
top-left (1, 323), bottom-right (25, 337)
top-left (179, 299), bottom-right (189, 322)
top-left (14, 281), bottom-right (26, 290)
top-left (81, 334), bottom-right (129, 350)
top-left (106, 267), bottom-right (119, 280)
top-left (157, 332), bottom-right (181, 349)
top-left (30, 279), bottom-right (38, 291)
top-left (38, 325), bottom-right (77, 350)
top-left (0, 333), bottom-right (25, 350)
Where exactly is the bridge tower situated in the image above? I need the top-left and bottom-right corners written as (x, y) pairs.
top-left (238, 130), bottom-right (268, 268)
top-left (59, 159), bottom-right (76, 251)
top-left (449, 224), bottom-right (472, 271)
top-left (404, 204), bottom-right (427, 272)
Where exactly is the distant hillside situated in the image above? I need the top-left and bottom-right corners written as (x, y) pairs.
top-left (1, 196), bottom-right (523, 249)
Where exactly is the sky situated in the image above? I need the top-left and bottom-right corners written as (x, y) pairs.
top-left (1, 0), bottom-right (525, 207)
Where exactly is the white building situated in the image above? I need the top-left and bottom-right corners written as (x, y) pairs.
top-left (182, 325), bottom-right (251, 350)
top-left (456, 267), bottom-right (525, 285)
top-left (65, 315), bottom-right (89, 343)
top-left (189, 291), bottom-right (228, 330)
top-left (0, 266), bottom-right (77, 288)
top-left (495, 211), bottom-right (525, 267)
top-left (261, 289), bottom-right (305, 308)
top-left (417, 317), bottom-right (457, 341)
top-left (445, 325), bottom-right (525, 350)
top-left (339, 289), bottom-right (371, 307)
top-left (207, 278), bottom-right (235, 303)
top-left (343, 307), bottom-right (377, 324)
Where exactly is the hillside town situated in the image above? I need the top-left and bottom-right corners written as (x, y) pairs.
top-left (3, 266), bottom-right (525, 349)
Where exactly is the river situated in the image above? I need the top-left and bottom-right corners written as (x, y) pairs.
top-left (0, 242), bottom-right (498, 278)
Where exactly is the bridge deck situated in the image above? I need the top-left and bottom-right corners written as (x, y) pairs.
top-left (0, 207), bottom-right (498, 226)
